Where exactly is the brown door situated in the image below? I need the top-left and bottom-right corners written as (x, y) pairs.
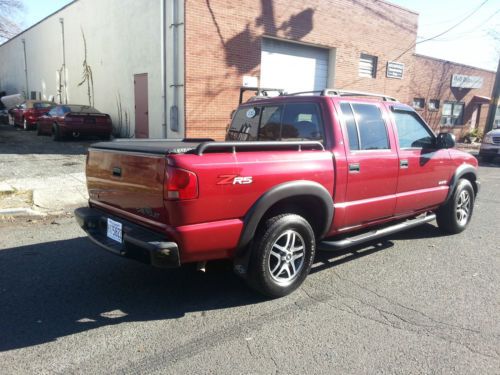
top-left (134, 73), bottom-right (149, 138)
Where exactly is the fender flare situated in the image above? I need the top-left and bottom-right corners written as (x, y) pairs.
top-left (237, 180), bottom-right (334, 250)
top-left (445, 164), bottom-right (478, 203)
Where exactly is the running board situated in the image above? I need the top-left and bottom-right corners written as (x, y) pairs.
top-left (319, 213), bottom-right (436, 251)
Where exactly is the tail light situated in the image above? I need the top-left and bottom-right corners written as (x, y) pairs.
top-left (165, 166), bottom-right (198, 200)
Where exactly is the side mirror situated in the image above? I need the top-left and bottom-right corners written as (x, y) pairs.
top-left (436, 132), bottom-right (455, 149)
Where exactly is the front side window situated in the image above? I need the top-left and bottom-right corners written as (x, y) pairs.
top-left (393, 110), bottom-right (434, 149)
top-left (441, 102), bottom-right (464, 126)
top-left (48, 108), bottom-right (58, 116)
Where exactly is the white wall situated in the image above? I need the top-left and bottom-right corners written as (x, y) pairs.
top-left (0, 0), bottom-right (164, 138)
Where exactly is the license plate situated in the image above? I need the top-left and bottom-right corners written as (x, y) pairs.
top-left (107, 218), bottom-right (123, 243)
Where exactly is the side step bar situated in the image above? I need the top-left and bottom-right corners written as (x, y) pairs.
top-left (318, 213), bottom-right (436, 251)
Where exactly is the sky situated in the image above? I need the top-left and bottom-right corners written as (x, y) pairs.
top-left (18, 0), bottom-right (500, 71)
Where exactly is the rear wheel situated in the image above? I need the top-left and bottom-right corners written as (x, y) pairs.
top-left (246, 214), bottom-right (315, 297)
top-left (36, 122), bottom-right (42, 136)
top-left (436, 179), bottom-right (474, 234)
top-left (52, 124), bottom-right (61, 141)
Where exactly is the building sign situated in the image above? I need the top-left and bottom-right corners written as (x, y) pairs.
top-left (243, 75), bottom-right (259, 87)
top-left (386, 61), bottom-right (404, 79)
top-left (451, 74), bottom-right (483, 89)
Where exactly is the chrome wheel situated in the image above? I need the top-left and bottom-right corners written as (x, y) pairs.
top-left (268, 230), bottom-right (305, 284)
top-left (23, 119), bottom-right (28, 130)
top-left (456, 190), bottom-right (471, 226)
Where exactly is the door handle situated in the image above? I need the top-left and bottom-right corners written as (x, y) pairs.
top-left (348, 163), bottom-right (360, 173)
top-left (400, 159), bottom-right (409, 169)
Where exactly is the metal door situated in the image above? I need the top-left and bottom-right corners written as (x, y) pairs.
top-left (134, 73), bottom-right (149, 138)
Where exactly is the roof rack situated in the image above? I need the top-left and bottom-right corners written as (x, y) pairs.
top-left (285, 89), bottom-right (397, 102)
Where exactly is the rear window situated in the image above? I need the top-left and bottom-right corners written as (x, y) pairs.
top-left (63, 105), bottom-right (100, 114)
top-left (33, 102), bottom-right (53, 109)
top-left (227, 102), bottom-right (324, 142)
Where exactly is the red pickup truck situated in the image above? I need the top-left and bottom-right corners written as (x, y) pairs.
top-left (75, 90), bottom-right (479, 297)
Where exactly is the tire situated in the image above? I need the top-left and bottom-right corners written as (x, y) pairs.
top-left (23, 118), bottom-right (29, 131)
top-left (52, 124), bottom-right (61, 141)
top-left (436, 179), bottom-right (475, 234)
top-left (36, 122), bottom-right (42, 136)
top-left (246, 214), bottom-right (316, 298)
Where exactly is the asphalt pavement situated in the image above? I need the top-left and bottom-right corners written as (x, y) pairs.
top-left (0, 164), bottom-right (499, 374)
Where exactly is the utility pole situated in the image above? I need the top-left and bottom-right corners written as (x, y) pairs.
top-left (485, 58), bottom-right (500, 132)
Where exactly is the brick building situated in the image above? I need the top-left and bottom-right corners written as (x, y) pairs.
top-left (411, 55), bottom-right (496, 139)
top-left (0, 0), bottom-right (496, 140)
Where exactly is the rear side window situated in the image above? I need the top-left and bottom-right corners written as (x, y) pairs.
top-left (227, 103), bottom-right (324, 142)
top-left (340, 103), bottom-right (359, 150)
top-left (353, 104), bottom-right (389, 150)
top-left (393, 111), bottom-right (434, 148)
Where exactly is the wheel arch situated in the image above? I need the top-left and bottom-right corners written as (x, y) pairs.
top-left (445, 164), bottom-right (479, 203)
top-left (233, 180), bottom-right (333, 277)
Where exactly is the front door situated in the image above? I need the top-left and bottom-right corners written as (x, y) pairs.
top-left (390, 107), bottom-right (452, 214)
top-left (337, 101), bottom-right (399, 229)
top-left (134, 73), bottom-right (149, 138)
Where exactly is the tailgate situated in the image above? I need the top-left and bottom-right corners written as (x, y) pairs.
top-left (86, 149), bottom-right (168, 226)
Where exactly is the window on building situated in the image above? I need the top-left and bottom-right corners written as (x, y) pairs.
top-left (428, 99), bottom-right (440, 111)
top-left (413, 98), bottom-right (425, 110)
top-left (340, 102), bottom-right (389, 150)
top-left (441, 102), bottom-right (464, 126)
top-left (392, 110), bottom-right (434, 149)
top-left (359, 54), bottom-right (378, 78)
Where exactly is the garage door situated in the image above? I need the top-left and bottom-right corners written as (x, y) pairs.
top-left (260, 38), bottom-right (329, 94)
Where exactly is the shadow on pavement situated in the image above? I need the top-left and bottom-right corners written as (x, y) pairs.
top-left (0, 124), bottom-right (93, 155)
top-left (0, 223), bottom-right (447, 351)
top-left (0, 237), bottom-right (264, 352)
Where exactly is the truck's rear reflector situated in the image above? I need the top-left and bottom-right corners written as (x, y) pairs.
top-left (165, 167), bottom-right (198, 200)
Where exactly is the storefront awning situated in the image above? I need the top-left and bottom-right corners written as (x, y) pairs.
top-left (471, 95), bottom-right (491, 104)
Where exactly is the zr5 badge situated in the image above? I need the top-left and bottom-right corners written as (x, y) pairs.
top-left (217, 175), bottom-right (253, 185)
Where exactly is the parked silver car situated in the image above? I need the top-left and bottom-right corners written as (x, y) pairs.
top-left (479, 126), bottom-right (500, 162)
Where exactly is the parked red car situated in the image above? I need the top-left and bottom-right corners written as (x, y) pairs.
top-left (9, 100), bottom-right (55, 130)
top-left (37, 104), bottom-right (113, 141)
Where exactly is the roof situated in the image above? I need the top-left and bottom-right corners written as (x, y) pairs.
top-left (415, 54), bottom-right (497, 74)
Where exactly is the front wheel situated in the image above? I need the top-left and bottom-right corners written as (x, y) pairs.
top-left (436, 179), bottom-right (475, 234)
top-left (247, 214), bottom-right (315, 297)
top-left (23, 118), bottom-right (29, 131)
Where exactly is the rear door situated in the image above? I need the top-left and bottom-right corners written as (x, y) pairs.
top-left (389, 105), bottom-right (452, 214)
top-left (337, 101), bottom-right (399, 229)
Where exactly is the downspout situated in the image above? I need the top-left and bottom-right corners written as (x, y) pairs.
top-left (22, 39), bottom-right (29, 98)
top-left (170, 0), bottom-right (183, 135)
top-left (59, 18), bottom-right (67, 104)
top-left (161, 0), bottom-right (167, 138)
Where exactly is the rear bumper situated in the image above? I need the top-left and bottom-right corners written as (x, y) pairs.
top-left (75, 207), bottom-right (180, 268)
top-left (62, 125), bottom-right (112, 136)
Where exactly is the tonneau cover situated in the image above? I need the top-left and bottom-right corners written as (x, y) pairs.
top-left (90, 138), bottom-right (213, 155)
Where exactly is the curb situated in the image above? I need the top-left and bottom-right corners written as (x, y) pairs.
top-left (0, 207), bottom-right (47, 216)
